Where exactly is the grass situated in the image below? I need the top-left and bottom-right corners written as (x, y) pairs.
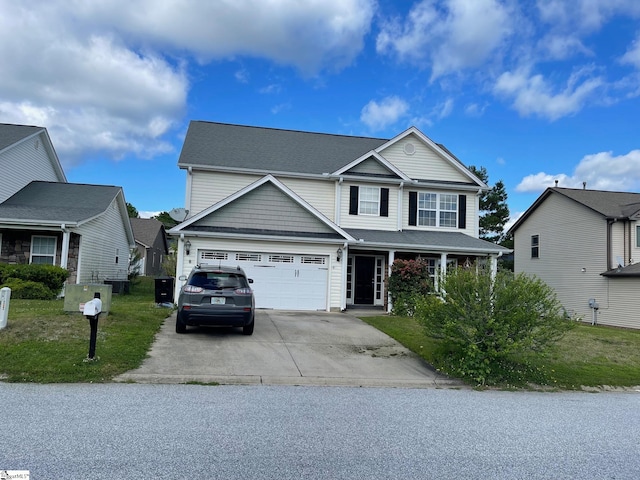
top-left (0, 277), bottom-right (171, 383)
top-left (361, 315), bottom-right (640, 389)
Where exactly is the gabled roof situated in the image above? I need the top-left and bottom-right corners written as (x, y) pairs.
top-left (178, 121), bottom-right (388, 175)
top-left (131, 218), bottom-right (169, 252)
top-left (333, 151), bottom-right (412, 180)
top-left (170, 175), bottom-right (354, 243)
top-left (510, 187), bottom-right (640, 234)
top-left (0, 181), bottom-right (124, 225)
top-left (0, 123), bottom-right (67, 182)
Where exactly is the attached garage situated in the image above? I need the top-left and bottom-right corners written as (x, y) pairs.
top-left (198, 250), bottom-right (329, 310)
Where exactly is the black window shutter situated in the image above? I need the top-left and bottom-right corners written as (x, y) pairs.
top-left (380, 188), bottom-right (389, 217)
top-left (349, 186), bottom-right (359, 215)
top-left (409, 191), bottom-right (417, 226)
top-left (458, 194), bottom-right (466, 229)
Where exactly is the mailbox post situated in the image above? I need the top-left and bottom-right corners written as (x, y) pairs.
top-left (0, 287), bottom-right (10, 330)
top-left (83, 292), bottom-right (102, 361)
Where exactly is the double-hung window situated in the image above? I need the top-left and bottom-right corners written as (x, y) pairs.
top-left (31, 235), bottom-right (56, 265)
top-left (417, 192), bottom-right (457, 227)
top-left (359, 186), bottom-right (380, 215)
top-left (531, 235), bottom-right (540, 258)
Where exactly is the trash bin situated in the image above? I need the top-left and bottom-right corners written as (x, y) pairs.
top-left (155, 277), bottom-right (174, 303)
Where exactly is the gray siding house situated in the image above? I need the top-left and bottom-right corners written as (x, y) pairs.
top-left (510, 187), bottom-right (640, 329)
top-left (0, 124), bottom-right (135, 286)
top-left (170, 121), bottom-right (509, 311)
top-left (130, 218), bottom-right (169, 276)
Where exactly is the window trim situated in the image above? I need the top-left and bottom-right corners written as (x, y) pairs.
top-left (531, 234), bottom-right (540, 259)
top-left (416, 192), bottom-right (458, 228)
top-left (636, 225), bottom-right (640, 248)
top-left (30, 235), bottom-right (57, 265)
top-left (358, 186), bottom-right (381, 216)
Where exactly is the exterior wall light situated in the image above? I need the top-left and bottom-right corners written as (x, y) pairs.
top-left (336, 248), bottom-right (342, 262)
top-left (185, 240), bottom-right (192, 256)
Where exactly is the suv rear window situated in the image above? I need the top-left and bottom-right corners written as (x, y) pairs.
top-left (189, 272), bottom-right (249, 290)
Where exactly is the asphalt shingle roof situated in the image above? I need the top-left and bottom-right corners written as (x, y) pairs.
top-left (344, 228), bottom-right (508, 254)
top-left (0, 181), bottom-right (122, 223)
top-left (0, 123), bottom-right (43, 151)
top-left (553, 187), bottom-right (640, 218)
top-left (178, 121), bottom-right (389, 175)
top-left (130, 218), bottom-right (165, 248)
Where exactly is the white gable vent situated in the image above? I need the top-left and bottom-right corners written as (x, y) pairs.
top-left (403, 142), bottom-right (415, 155)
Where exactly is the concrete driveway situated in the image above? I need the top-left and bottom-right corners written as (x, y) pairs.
top-left (115, 310), bottom-right (461, 388)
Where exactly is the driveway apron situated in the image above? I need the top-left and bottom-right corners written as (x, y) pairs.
top-left (115, 310), bottom-right (460, 388)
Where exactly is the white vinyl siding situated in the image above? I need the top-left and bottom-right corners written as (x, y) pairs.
top-left (340, 183), bottom-right (397, 231)
top-left (379, 133), bottom-right (471, 184)
top-left (76, 198), bottom-right (131, 283)
top-left (0, 132), bottom-right (63, 203)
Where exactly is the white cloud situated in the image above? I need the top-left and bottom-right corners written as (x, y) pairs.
top-left (0, 0), bottom-right (375, 165)
top-left (538, 34), bottom-right (592, 60)
top-left (360, 96), bottom-right (409, 131)
top-left (536, 0), bottom-right (640, 32)
top-left (75, 0), bottom-right (376, 75)
top-left (504, 211), bottom-right (524, 232)
top-left (376, 0), bottom-right (512, 79)
top-left (620, 34), bottom-right (640, 69)
top-left (437, 98), bottom-right (454, 119)
top-left (493, 67), bottom-right (604, 120)
top-left (516, 149), bottom-right (640, 192)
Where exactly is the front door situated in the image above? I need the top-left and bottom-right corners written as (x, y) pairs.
top-left (354, 256), bottom-right (375, 304)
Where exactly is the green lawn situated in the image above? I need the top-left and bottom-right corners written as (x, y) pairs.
top-left (0, 277), bottom-right (171, 383)
top-left (361, 315), bottom-right (640, 389)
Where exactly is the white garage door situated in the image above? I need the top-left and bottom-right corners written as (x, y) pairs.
top-left (198, 250), bottom-right (329, 310)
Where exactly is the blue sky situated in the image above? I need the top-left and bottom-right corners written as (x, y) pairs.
top-left (2, 1), bottom-right (640, 226)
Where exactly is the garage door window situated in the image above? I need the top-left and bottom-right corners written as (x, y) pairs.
top-left (269, 254), bottom-right (294, 263)
top-left (237, 253), bottom-right (261, 262)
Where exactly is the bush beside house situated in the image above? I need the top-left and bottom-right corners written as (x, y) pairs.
top-left (0, 264), bottom-right (68, 299)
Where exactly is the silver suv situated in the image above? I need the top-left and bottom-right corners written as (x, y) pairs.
top-left (176, 265), bottom-right (255, 335)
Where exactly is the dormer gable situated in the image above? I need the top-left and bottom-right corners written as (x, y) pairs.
top-left (374, 127), bottom-right (486, 188)
top-left (333, 151), bottom-right (411, 181)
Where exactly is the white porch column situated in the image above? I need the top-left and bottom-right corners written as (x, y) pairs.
top-left (174, 235), bottom-right (186, 302)
top-left (490, 254), bottom-right (498, 280)
top-left (387, 249), bottom-right (395, 313)
top-left (60, 226), bottom-right (70, 269)
top-left (438, 252), bottom-right (448, 292)
top-left (340, 244), bottom-right (348, 311)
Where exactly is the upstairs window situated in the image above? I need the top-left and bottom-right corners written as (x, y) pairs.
top-left (531, 235), bottom-right (540, 258)
top-left (359, 186), bottom-right (380, 215)
top-left (31, 236), bottom-right (56, 265)
top-left (637, 226), bottom-right (640, 248)
top-left (349, 186), bottom-right (389, 217)
top-left (413, 192), bottom-right (460, 228)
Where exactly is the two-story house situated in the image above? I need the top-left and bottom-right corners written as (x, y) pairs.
top-left (0, 123), bottom-right (134, 286)
top-left (169, 121), bottom-right (509, 311)
top-left (510, 186), bottom-right (640, 329)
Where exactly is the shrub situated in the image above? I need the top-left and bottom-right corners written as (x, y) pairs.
top-left (1, 277), bottom-right (56, 299)
top-left (415, 267), bottom-right (574, 385)
top-left (387, 258), bottom-right (433, 316)
top-left (0, 264), bottom-right (68, 293)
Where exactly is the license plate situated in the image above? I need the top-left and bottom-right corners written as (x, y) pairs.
top-left (211, 297), bottom-right (225, 305)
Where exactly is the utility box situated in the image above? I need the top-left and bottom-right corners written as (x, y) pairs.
top-left (0, 287), bottom-right (10, 329)
top-left (64, 284), bottom-right (112, 315)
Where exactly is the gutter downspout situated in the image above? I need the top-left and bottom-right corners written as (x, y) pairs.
top-left (606, 219), bottom-right (614, 271)
top-left (60, 224), bottom-right (70, 270)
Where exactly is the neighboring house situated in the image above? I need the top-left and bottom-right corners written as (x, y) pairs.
top-left (130, 217), bottom-right (169, 276)
top-left (169, 121), bottom-right (509, 312)
top-left (510, 187), bottom-right (640, 329)
top-left (0, 123), bottom-right (67, 202)
top-left (0, 123), bottom-right (135, 287)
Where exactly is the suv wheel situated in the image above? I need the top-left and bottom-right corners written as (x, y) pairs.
top-left (176, 314), bottom-right (187, 334)
top-left (242, 318), bottom-right (254, 336)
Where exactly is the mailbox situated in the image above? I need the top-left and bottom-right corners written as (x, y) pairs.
top-left (84, 292), bottom-right (102, 361)
top-left (83, 297), bottom-right (102, 317)
top-left (0, 287), bottom-right (10, 330)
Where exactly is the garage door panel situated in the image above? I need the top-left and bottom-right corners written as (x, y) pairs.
top-left (199, 250), bottom-right (328, 311)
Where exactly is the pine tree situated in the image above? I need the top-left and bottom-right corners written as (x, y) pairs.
top-left (469, 166), bottom-right (510, 245)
